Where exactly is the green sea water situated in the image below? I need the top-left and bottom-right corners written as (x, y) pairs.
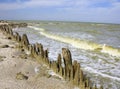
top-left (13, 21), bottom-right (120, 89)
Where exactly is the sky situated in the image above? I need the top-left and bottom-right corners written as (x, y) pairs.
top-left (0, 0), bottom-right (120, 24)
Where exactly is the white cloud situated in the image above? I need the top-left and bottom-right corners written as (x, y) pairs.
top-left (0, 3), bottom-right (25, 10)
top-left (0, 0), bottom-right (120, 10)
top-left (24, 0), bottom-right (65, 7)
top-left (0, 0), bottom-right (120, 23)
top-left (0, 0), bottom-right (68, 10)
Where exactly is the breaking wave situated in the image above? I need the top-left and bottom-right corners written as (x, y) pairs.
top-left (28, 26), bottom-right (45, 31)
top-left (28, 26), bottom-right (120, 58)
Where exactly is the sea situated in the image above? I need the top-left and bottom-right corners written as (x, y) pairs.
top-left (13, 21), bottom-right (120, 89)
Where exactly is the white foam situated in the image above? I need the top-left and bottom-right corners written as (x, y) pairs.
top-left (48, 70), bottom-right (63, 79)
top-left (28, 26), bottom-right (45, 31)
top-left (28, 26), bottom-right (120, 58)
top-left (84, 67), bottom-right (120, 81)
top-left (34, 66), bottom-right (41, 74)
top-left (12, 27), bottom-right (19, 31)
top-left (74, 87), bottom-right (79, 89)
top-left (101, 44), bottom-right (120, 57)
top-left (40, 31), bottom-right (100, 50)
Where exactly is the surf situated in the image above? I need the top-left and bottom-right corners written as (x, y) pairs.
top-left (28, 26), bottom-right (120, 58)
top-left (84, 67), bottom-right (120, 81)
top-left (28, 26), bottom-right (45, 31)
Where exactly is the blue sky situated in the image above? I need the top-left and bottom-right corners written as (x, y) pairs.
top-left (0, 0), bottom-right (120, 24)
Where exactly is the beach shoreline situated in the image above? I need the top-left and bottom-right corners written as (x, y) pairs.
top-left (0, 26), bottom-right (74, 89)
top-left (0, 21), bottom-right (106, 89)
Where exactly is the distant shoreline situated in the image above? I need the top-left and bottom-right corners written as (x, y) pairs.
top-left (2, 19), bottom-right (120, 25)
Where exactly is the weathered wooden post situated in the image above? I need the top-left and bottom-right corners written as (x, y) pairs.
top-left (8, 26), bottom-right (13, 38)
top-left (62, 48), bottom-right (72, 79)
top-left (26, 44), bottom-right (35, 57)
top-left (3, 25), bottom-right (8, 35)
top-left (36, 43), bottom-right (44, 58)
top-left (14, 32), bottom-right (21, 42)
top-left (74, 62), bottom-right (80, 85)
top-left (57, 54), bottom-right (62, 73)
top-left (44, 49), bottom-right (48, 63)
top-left (21, 34), bottom-right (29, 48)
top-left (70, 60), bottom-right (77, 82)
top-left (100, 85), bottom-right (103, 89)
top-left (33, 44), bottom-right (37, 57)
top-left (80, 69), bottom-right (84, 83)
top-left (93, 84), bottom-right (97, 89)
top-left (85, 78), bottom-right (90, 87)
top-left (51, 61), bottom-right (58, 73)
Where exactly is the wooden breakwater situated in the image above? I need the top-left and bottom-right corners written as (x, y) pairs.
top-left (0, 22), bottom-right (104, 89)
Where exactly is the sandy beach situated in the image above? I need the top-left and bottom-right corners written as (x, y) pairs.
top-left (0, 32), bottom-right (74, 89)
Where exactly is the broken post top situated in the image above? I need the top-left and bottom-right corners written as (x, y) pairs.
top-left (62, 48), bottom-right (72, 68)
top-left (22, 34), bottom-right (30, 46)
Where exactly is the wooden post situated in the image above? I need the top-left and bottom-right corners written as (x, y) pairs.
top-left (36, 43), bottom-right (44, 58)
top-left (74, 63), bottom-right (80, 85)
top-left (62, 48), bottom-right (72, 79)
top-left (57, 54), bottom-right (62, 73)
top-left (85, 78), bottom-right (89, 87)
top-left (100, 86), bottom-right (103, 89)
top-left (21, 34), bottom-right (29, 48)
top-left (14, 32), bottom-right (21, 42)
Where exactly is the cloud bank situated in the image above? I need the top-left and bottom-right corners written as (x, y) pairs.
top-left (0, 0), bottom-right (120, 23)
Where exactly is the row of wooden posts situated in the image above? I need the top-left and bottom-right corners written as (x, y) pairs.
top-left (0, 23), bottom-right (104, 89)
